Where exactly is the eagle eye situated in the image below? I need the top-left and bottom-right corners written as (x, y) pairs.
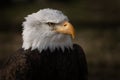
top-left (47, 22), bottom-right (55, 27)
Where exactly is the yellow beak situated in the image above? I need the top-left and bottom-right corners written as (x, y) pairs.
top-left (54, 21), bottom-right (75, 39)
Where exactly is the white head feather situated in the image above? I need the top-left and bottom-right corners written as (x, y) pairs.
top-left (22, 8), bottom-right (73, 52)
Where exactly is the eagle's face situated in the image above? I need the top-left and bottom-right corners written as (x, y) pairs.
top-left (22, 8), bottom-right (75, 52)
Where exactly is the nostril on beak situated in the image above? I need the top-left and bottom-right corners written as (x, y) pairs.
top-left (64, 24), bottom-right (67, 27)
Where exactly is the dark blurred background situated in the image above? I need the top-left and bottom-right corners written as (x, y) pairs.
top-left (0, 0), bottom-right (120, 80)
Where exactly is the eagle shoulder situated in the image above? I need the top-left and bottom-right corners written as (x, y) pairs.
top-left (73, 44), bottom-right (88, 80)
top-left (0, 48), bottom-right (28, 80)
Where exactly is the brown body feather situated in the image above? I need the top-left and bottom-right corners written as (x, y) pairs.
top-left (0, 44), bottom-right (88, 80)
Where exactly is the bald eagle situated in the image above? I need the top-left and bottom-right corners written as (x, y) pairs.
top-left (0, 8), bottom-right (88, 80)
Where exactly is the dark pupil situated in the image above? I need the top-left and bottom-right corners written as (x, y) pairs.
top-left (47, 22), bottom-right (55, 26)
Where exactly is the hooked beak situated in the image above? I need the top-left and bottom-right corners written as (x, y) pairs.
top-left (54, 21), bottom-right (75, 39)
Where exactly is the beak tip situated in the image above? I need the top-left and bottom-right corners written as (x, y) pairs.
top-left (72, 34), bottom-right (75, 39)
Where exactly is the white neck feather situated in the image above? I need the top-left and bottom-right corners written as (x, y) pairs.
top-left (22, 24), bottom-right (73, 53)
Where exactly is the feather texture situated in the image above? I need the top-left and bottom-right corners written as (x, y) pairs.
top-left (1, 44), bottom-right (88, 80)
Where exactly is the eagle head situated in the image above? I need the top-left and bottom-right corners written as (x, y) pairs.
top-left (22, 8), bottom-right (75, 52)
